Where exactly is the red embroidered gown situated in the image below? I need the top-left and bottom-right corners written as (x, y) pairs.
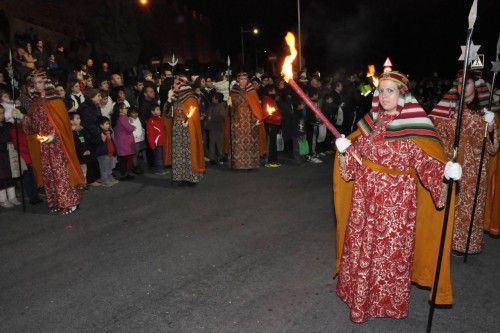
top-left (433, 109), bottom-right (498, 253)
top-left (337, 114), bottom-right (445, 323)
top-left (23, 100), bottom-right (80, 210)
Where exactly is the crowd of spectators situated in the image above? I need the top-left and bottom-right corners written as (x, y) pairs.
top-left (0, 36), bottom-right (487, 211)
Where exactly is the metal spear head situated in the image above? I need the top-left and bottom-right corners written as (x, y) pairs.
top-left (496, 32), bottom-right (500, 55)
top-left (167, 53), bottom-right (178, 67)
top-left (227, 56), bottom-right (231, 67)
top-left (468, 0), bottom-right (478, 29)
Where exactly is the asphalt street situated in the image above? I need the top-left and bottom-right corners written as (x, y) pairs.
top-left (1, 156), bottom-right (499, 332)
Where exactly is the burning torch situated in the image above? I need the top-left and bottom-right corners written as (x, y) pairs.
top-left (280, 32), bottom-right (361, 164)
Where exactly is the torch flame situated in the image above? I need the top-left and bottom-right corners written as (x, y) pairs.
top-left (266, 104), bottom-right (276, 115)
top-left (36, 134), bottom-right (49, 143)
top-left (367, 64), bottom-right (375, 76)
top-left (187, 106), bottom-right (196, 118)
top-left (281, 32), bottom-right (297, 82)
top-left (366, 64), bottom-right (379, 87)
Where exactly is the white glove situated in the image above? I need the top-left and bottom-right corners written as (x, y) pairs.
top-left (483, 110), bottom-right (495, 125)
top-left (167, 89), bottom-right (176, 103)
top-left (444, 161), bottom-right (462, 181)
top-left (182, 120), bottom-right (189, 127)
top-left (335, 134), bottom-right (352, 154)
top-left (12, 108), bottom-right (24, 120)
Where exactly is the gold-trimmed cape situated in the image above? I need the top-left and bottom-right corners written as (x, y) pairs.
top-left (333, 130), bottom-right (456, 305)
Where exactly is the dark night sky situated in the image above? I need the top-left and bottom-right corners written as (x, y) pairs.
top-left (189, 0), bottom-right (500, 78)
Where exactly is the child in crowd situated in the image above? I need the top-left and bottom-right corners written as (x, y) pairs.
top-left (99, 90), bottom-right (115, 118)
top-left (146, 105), bottom-right (167, 175)
top-left (10, 108), bottom-right (43, 204)
top-left (111, 102), bottom-right (136, 180)
top-left (69, 112), bottom-right (91, 188)
top-left (0, 105), bottom-right (21, 208)
top-left (206, 92), bottom-right (227, 165)
top-left (115, 88), bottom-right (131, 108)
top-left (129, 107), bottom-right (146, 174)
top-left (96, 116), bottom-right (119, 186)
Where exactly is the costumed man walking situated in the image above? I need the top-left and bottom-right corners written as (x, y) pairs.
top-left (23, 70), bottom-right (84, 215)
top-left (333, 71), bottom-right (462, 322)
top-left (229, 72), bottom-right (267, 170)
top-left (430, 70), bottom-right (498, 255)
top-left (171, 74), bottom-right (205, 185)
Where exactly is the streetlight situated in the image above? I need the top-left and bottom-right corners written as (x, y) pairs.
top-left (240, 26), bottom-right (259, 66)
top-left (139, 0), bottom-right (149, 5)
top-left (297, 0), bottom-right (302, 71)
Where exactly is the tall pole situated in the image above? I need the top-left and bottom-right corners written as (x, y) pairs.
top-left (426, 1), bottom-right (477, 332)
top-left (240, 26), bottom-right (245, 66)
top-left (255, 48), bottom-right (258, 71)
top-left (297, 0), bottom-right (302, 71)
top-left (227, 56), bottom-right (234, 169)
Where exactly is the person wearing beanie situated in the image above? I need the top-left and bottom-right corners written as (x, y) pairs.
top-left (333, 71), bottom-right (463, 322)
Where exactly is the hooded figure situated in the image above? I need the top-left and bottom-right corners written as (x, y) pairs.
top-left (22, 70), bottom-right (84, 215)
top-left (430, 70), bottom-right (498, 254)
top-left (170, 74), bottom-right (205, 184)
top-left (333, 71), bottom-right (459, 323)
top-left (229, 72), bottom-right (267, 170)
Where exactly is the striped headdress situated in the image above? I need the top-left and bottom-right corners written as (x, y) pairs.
top-left (358, 71), bottom-right (442, 142)
top-left (27, 70), bottom-right (58, 100)
top-left (174, 74), bottom-right (196, 103)
top-left (230, 79), bottom-right (257, 94)
top-left (429, 70), bottom-right (491, 118)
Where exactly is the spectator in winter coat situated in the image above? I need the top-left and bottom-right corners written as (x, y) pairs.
top-left (111, 102), bottom-right (136, 180)
top-left (146, 105), bottom-right (167, 175)
top-left (78, 89), bottom-right (103, 185)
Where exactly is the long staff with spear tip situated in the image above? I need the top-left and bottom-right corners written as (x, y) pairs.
top-left (426, 1), bottom-right (478, 331)
top-left (167, 54), bottom-right (178, 186)
top-left (463, 33), bottom-right (500, 263)
top-left (7, 49), bottom-right (26, 212)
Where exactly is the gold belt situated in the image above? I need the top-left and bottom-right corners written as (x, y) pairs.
top-left (362, 159), bottom-right (417, 178)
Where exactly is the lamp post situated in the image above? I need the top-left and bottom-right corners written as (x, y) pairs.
top-left (240, 27), bottom-right (259, 66)
top-left (297, 0), bottom-right (302, 71)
